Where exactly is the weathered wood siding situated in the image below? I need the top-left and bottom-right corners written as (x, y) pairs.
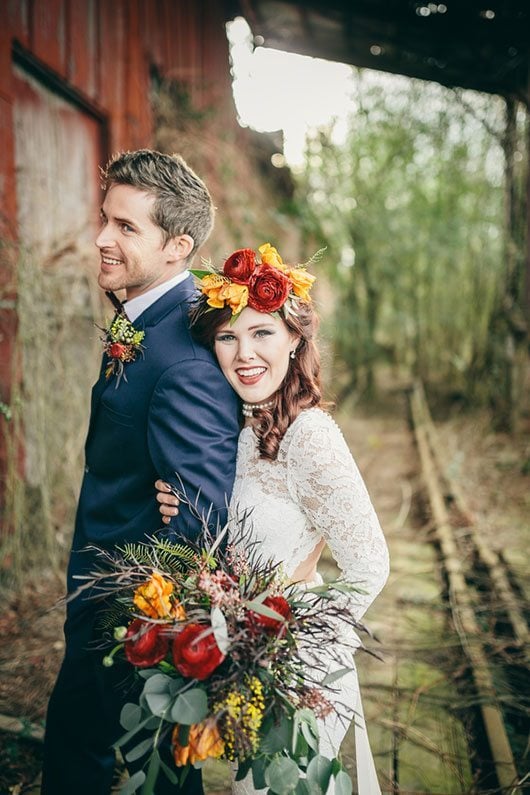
top-left (0, 0), bottom-right (237, 515)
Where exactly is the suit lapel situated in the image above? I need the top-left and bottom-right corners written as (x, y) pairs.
top-left (87, 275), bottom-right (198, 427)
top-left (133, 274), bottom-right (197, 330)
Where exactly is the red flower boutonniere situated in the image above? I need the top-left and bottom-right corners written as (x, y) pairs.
top-left (99, 313), bottom-right (145, 387)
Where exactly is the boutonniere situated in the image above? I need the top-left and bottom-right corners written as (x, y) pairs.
top-left (99, 313), bottom-right (146, 387)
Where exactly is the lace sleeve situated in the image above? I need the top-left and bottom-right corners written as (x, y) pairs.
top-left (286, 410), bottom-right (389, 620)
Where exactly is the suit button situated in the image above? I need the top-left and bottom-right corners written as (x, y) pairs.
top-left (85, 465), bottom-right (89, 473)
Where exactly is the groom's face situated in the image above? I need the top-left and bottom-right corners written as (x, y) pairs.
top-left (96, 184), bottom-right (186, 299)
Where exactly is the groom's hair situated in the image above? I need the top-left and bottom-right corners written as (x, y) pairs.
top-left (101, 149), bottom-right (215, 255)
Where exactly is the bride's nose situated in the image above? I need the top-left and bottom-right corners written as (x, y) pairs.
top-left (236, 337), bottom-right (256, 362)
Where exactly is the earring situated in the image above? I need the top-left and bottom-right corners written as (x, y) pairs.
top-left (290, 350), bottom-right (296, 359)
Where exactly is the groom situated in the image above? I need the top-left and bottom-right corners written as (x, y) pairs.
top-left (42, 150), bottom-right (240, 794)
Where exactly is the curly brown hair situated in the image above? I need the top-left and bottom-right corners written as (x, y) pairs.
top-left (190, 298), bottom-right (324, 460)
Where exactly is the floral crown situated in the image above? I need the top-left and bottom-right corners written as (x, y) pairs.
top-left (190, 243), bottom-right (317, 320)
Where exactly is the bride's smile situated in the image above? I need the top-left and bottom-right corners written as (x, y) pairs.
top-left (214, 306), bottom-right (299, 405)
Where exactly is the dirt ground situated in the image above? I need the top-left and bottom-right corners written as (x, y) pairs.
top-left (0, 384), bottom-right (528, 794)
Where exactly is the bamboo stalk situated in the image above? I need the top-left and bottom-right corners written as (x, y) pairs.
top-left (409, 384), bottom-right (521, 794)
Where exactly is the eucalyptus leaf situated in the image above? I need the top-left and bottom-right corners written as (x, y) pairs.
top-left (137, 668), bottom-right (160, 680)
top-left (306, 756), bottom-right (332, 792)
top-left (168, 677), bottom-right (186, 696)
top-left (145, 691), bottom-right (172, 717)
top-left (334, 770), bottom-right (353, 795)
top-left (159, 758), bottom-right (179, 785)
top-left (251, 756), bottom-right (268, 789)
top-left (142, 673), bottom-right (171, 695)
top-left (170, 688), bottom-right (208, 724)
top-left (125, 736), bottom-right (153, 763)
top-left (330, 758), bottom-right (343, 776)
top-left (321, 667), bottom-right (354, 686)
top-left (296, 709), bottom-right (318, 735)
top-left (120, 703), bottom-right (143, 731)
top-left (235, 758), bottom-right (252, 781)
top-left (178, 723), bottom-right (191, 747)
top-left (294, 781), bottom-right (320, 795)
top-left (118, 770), bottom-right (146, 795)
top-left (141, 749), bottom-right (160, 794)
top-left (260, 715), bottom-right (293, 754)
top-left (265, 756), bottom-right (300, 794)
top-left (245, 599), bottom-right (287, 621)
top-left (301, 721), bottom-right (319, 752)
top-left (293, 731), bottom-right (308, 759)
top-left (113, 716), bottom-right (153, 749)
top-left (211, 606), bottom-right (230, 654)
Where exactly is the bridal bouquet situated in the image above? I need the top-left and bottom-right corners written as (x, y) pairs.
top-left (76, 526), bottom-right (363, 795)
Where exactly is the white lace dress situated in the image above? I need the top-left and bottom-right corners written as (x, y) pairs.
top-left (229, 408), bottom-right (389, 795)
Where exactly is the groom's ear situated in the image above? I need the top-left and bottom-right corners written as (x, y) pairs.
top-left (165, 234), bottom-right (194, 264)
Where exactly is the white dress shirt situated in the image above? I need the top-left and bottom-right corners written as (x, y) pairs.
top-left (124, 270), bottom-right (190, 323)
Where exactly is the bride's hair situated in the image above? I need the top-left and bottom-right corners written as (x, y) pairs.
top-left (190, 298), bottom-right (323, 460)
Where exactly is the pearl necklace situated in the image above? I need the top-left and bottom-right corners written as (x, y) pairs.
top-left (241, 400), bottom-right (275, 417)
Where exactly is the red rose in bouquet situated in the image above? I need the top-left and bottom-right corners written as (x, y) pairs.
top-left (172, 623), bottom-right (225, 680)
top-left (253, 595), bottom-right (292, 635)
top-left (248, 264), bottom-right (291, 313)
top-left (223, 248), bottom-right (256, 284)
top-left (124, 619), bottom-right (169, 667)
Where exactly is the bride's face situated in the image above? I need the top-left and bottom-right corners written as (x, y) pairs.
top-left (213, 307), bottom-right (300, 404)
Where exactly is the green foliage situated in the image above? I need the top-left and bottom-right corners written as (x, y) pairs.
top-left (119, 538), bottom-right (197, 573)
top-left (0, 402), bottom-right (12, 421)
top-left (294, 73), bottom-right (513, 403)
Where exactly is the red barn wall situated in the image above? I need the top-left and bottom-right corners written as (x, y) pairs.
top-left (0, 0), bottom-right (238, 515)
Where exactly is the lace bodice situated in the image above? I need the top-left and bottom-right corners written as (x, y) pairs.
top-left (230, 408), bottom-right (389, 620)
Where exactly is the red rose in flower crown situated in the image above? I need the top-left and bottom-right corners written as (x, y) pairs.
top-left (253, 595), bottom-right (293, 635)
top-left (248, 263), bottom-right (291, 313)
top-left (172, 623), bottom-right (225, 680)
top-left (223, 248), bottom-right (256, 284)
top-left (124, 619), bottom-right (169, 667)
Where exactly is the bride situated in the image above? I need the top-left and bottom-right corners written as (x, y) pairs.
top-left (156, 244), bottom-right (389, 794)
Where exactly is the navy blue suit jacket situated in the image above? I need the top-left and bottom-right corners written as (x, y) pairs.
top-left (67, 275), bottom-right (240, 603)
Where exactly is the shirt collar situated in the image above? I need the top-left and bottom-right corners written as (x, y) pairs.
top-left (124, 270), bottom-right (190, 323)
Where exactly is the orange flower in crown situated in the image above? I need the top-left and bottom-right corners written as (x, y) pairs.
top-left (191, 243), bottom-right (318, 319)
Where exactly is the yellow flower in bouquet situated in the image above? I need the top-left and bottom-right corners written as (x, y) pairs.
top-left (213, 676), bottom-right (265, 761)
top-left (172, 719), bottom-right (225, 766)
top-left (133, 571), bottom-right (185, 620)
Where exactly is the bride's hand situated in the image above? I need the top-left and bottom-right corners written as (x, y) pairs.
top-left (155, 479), bottom-right (180, 524)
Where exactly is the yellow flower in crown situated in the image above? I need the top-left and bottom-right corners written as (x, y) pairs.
top-left (218, 281), bottom-right (249, 315)
top-left (258, 242), bottom-right (287, 271)
top-left (200, 273), bottom-right (230, 308)
top-left (133, 571), bottom-right (185, 620)
top-left (285, 267), bottom-right (316, 302)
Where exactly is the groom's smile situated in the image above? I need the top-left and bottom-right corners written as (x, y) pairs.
top-left (95, 183), bottom-right (189, 300)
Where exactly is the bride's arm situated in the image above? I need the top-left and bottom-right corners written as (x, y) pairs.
top-left (286, 411), bottom-right (389, 621)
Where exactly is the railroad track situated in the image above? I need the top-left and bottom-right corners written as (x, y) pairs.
top-left (408, 381), bottom-right (529, 794)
